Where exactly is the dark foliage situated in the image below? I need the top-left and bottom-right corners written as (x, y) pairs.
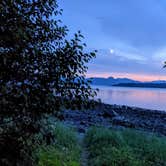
top-left (0, 0), bottom-right (97, 165)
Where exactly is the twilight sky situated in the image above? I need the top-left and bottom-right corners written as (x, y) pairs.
top-left (59, 0), bottom-right (166, 81)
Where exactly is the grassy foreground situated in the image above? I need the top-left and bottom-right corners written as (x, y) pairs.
top-left (35, 124), bottom-right (166, 166)
top-left (85, 128), bottom-right (166, 166)
top-left (36, 124), bottom-right (81, 166)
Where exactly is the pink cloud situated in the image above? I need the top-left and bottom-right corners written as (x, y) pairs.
top-left (86, 72), bottom-right (166, 82)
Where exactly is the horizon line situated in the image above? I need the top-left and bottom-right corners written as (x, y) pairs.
top-left (86, 72), bottom-right (166, 82)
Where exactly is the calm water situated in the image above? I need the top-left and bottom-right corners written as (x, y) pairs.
top-left (94, 85), bottom-right (166, 111)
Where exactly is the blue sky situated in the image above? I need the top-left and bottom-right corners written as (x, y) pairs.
top-left (59, 0), bottom-right (166, 81)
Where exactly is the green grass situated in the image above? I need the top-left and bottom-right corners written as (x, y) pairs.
top-left (85, 127), bottom-right (166, 166)
top-left (36, 124), bottom-right (81, 166)
top-left (35, 123), bottom-right (166, 166)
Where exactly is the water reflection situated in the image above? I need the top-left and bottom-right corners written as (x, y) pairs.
top-left (94, 85), bottom-right (166, 111)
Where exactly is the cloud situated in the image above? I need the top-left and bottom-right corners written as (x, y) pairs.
top-left (88, 48), bottom-right (166, 77)
top-left (112, 49), bottom-right (147, 62)
top-left (152, 47), bottom-right (166, 64)
top-left (60, 0), bottom-right (166, 81)
top-left (98, 0), bottom-right (166, 52)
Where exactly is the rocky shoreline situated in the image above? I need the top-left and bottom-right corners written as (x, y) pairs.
top-left (60, 103), bottom-right (166, 136)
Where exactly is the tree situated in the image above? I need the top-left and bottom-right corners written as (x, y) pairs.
top-left (0, 0), bottom-right (97, 165)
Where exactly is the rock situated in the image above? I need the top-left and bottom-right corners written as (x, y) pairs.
top-left (113, 117), bottom-right (135, 128)
top-left (56, 114), bottom-right (65, 121)
top-left (97, 112), bottom-right (103, 116)
top-left (80, 121), bottom-right (86, 125)
top-left (61, 103), bottom-right (166, 136)
top-left (103, 110), bottom-right (118, 118)
top-left (163, 117), bottom-right (166, 122)
top-left (78, 127), bottom-right (86, 133)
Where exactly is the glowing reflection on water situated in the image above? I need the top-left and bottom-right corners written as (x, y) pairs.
top-left (94, 85), bottom-right (166, 111)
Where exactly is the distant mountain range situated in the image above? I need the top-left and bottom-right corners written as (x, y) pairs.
top-left (89, 76), bottom-right (166, 88)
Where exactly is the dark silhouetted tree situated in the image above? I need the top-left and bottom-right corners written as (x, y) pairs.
top-left (0, 0), bottom-right (97, 165)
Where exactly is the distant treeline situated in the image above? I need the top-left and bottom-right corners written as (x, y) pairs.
top-left (113, 83), bottom-right (166, 88)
